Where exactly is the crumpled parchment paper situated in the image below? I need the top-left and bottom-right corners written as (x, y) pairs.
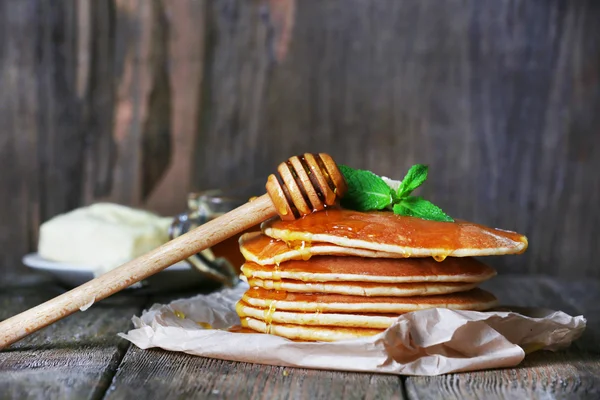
top-left (119, 283), bottom-right (586, 376)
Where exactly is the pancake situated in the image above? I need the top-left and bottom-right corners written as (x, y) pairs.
top-left (239, 232), bottom-right (400, 265)
top-left (241, 256), bottom-right (496, 283)
top-left (236, 301), bottom-right (398, 328)
top-left (246, 277), bottom-right (478, 297)
top-left (241, 287), bottom-right (498, 313)
top-left (262, 208), bottom-right (528, 259)
top-left (241, 317), bottom-right (384, 341)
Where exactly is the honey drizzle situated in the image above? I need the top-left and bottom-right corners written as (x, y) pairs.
top-left (314, 302), bottom-right (323, 316)
top-left (268, 208), bottom-right (528, 255)
top-left (286, 239), bottom-right (313, 261)
top-left (272, 263), bottom-right (281, 281)
top-left (263, 300), bottom-right (278, 334)
top-left (433, 254), bottom-right (448, 262)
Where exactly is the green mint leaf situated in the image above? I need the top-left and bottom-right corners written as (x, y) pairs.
top-left (397, 164), bottom-right (428, 199)
top-left (390, 189), bottom-right (401, 203)
top-left (392, 196), bottom-right (454, 222)
top-left (339, 165), bottom-right (393, 211)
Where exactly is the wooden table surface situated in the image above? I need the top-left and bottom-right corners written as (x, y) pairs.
top-left (1, 273), bottom-right (598, 400)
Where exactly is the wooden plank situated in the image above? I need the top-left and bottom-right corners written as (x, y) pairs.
top-left (544, 278), bottom-right (600, 353)
top-left (406, 275), bottom-right (600, 399)
top-left (479, 275), bottom-right (581, 315)
top-left (144, 0), bottom-right (207, 216)
top-left (195, 0), bottom-right (600, 279)
top-left (0, 347), bottom-right (124, 400)
top-left (0, 0), bottom-right (206, 280)
top-left (103, 347), bottom-right (404, 400)
top-left (87, 0), bottom-right (205, 212)
top-left (2, 0), bottom-right (600, 286)
top-left (0, 285), bottom-right (145, 350)
top-left (483, 275), bottom-right (599, 352)
top-left (405, 351), bottom-right (600, 400)
top-left (81, 0), bottom-right (118, 200)
top-left (0, 282), bottom-right (146, 399)
top-left (0, 272), bottom-right (56, 290)
top-left (0, 0), bottom-right (79, 279)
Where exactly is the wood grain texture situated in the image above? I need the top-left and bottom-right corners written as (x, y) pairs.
top-left (481, 275), bottom-right (599, 352)
top-left (195, 0), bottom-right (600, 277)
top-left (0, 284), bottom-right (144, 350)
top-left (0, 278), bottom-right (142, 400)
top-left (87, 0), bottom-right (204, 214)
top-left (144, 0), bottom-right (207, 215)
top-left (406, 275), bottom-right (600, 400)
top-left (0, 275), bottom-right (599, 399)
top-left (0, 0), bottom-right (205, 278)
top-left (2, 0), bottom-right (600, 279)
top-left (544, 278), bottom-right (600, 353)
top-left (0, 0), bottom-right (81, 279)
top-left (0, 347), bottom-right (125, 400)
top-left (405, 351), bottom-right (600, 400)
top-left (104, 347), bottom-right (404, 400)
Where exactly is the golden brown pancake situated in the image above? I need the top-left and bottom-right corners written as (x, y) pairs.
top-left (241, 317), bottom-right (384, 341)
top-left (241, 256), bottom-right (496, 283)
top-left (262, 208), bottom-right (528, 259)
top-left (237, 301), bottom-right (398, 328)
top-left (246, 277), bottom-right (477, 297)
top-left (239, 232), bottom-right (400, 265)
top-left (241, 287), bottom-right (498, 313)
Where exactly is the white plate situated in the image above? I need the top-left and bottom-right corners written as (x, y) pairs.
top-left (23, 253), bottom-right (207, 293)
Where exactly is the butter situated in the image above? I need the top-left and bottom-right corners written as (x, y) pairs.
top-left (381, 176), bottom-right (402, 192)
top-left (38, 203), bottom-right (172, 275)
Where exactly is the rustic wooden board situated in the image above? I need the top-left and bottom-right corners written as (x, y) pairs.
top-left (0, 284), bottom-right (144, 350)
top-left (101, 275), bottom-right (600, 399)
top-left (482, 275), bottom-right (598, 352)
top-left (103, 347), bottom-right (404, 400)
top-left (107, 267), bottom-right (405, 400)
top-left (544, 278), bottom-right (600, 353)
top-left (0, 0), bottom-right (205, 280)
top-left (405, 351), bottom-right (600, 400)
top-left (479, 275), bottom-right (581, 314)
top-left (0, 275), bottom-right (598, 399)
top-left (2, 0), bottom-right (600, 280)
top-left (195, 0), bottom-right (600, 279)
top-left (0, 347), bottom-right (124, 400)
top-left (406, 275), bottom-right (600, 399)
top-left (0, 277), bottom-right (144, 399)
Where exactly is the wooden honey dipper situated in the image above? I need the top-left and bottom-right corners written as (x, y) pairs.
top-left (0, 153), bottom-right (347, 349)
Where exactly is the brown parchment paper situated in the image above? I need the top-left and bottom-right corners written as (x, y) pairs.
top-left (119, 283), bottom-right (586, 376)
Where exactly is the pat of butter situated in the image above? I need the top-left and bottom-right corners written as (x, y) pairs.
top-left (38, 203), bottom-right (172, 275)
top-left (381, 176), bottom-right (402, 191)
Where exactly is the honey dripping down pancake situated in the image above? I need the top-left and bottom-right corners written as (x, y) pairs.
top-left (241, 287), bottom-right (498, 313)
top-left (237, 300), bottom-right (398, 328)
top-left (240, 256), bottom-right (496, 284)
top-left (240, 317), bottom-right (384, 342)
top-left (239, 232), bottom-right (400, 266)
top-left (261, 208), bottom-right (528, 260)
top-left (237, 289), bottom-right (498, 341)
top-left (246, 277), bottom-right (478, 297)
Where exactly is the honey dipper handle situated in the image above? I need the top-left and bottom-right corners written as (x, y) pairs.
top-left (0, 194), bottom-right (276, 349)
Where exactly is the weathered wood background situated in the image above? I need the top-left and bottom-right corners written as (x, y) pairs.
top-left (1, 0), bottom-right (599, 279)
top-left (1, 274), bottom-right (599, 399)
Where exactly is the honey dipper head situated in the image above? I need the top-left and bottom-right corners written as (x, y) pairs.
top-left (266, 153), bottom-right (347, 220)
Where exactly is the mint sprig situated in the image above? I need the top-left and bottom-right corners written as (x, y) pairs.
top-left (338, 165), bottom-right (392, 211)
top-left (339, 164), bottom-right (454, 222)
top-left (396, 164), bottom-right (428, 198)
top-left (392, 196), bottom-right (454, 222)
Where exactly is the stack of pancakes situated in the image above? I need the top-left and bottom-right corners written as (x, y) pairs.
top-left (236, 208), bottom-right (528, 341)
